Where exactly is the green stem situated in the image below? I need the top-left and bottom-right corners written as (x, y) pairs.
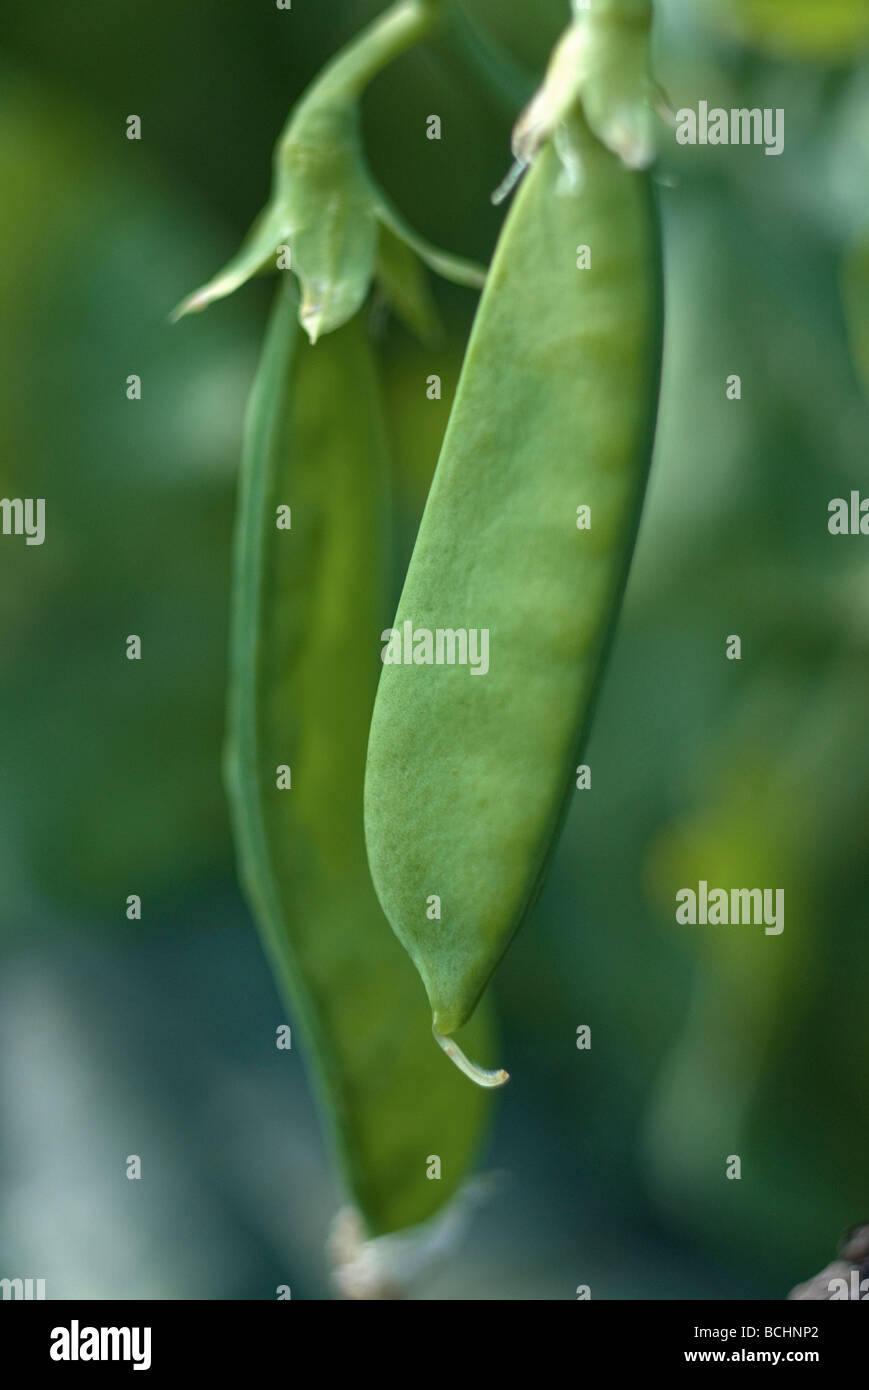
top-left (294, 0), bottom-right (446, 112)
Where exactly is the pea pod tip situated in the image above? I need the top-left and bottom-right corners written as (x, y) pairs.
top-left (433, 1026), bottom-right (510, 1089)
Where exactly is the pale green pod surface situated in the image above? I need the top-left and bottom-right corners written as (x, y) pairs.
top-left (225, 281), bottom-right (495, 1234)
top-left (364, 112), bottom-right (662, 1038)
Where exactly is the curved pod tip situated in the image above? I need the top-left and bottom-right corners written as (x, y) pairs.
top-left (433, 1027), bottom-right (510, 1089)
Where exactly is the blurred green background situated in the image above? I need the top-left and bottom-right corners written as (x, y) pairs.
top-left (1, 0), bottom-right (868, 1298)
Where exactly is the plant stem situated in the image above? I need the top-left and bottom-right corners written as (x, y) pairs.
top-left (296, 0), bottom-right (446, 110)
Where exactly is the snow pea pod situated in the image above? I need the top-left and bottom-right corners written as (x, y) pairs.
top-left (364, 9), bottom-right (662, 1072)
top-left (225, 280), bottom-right (495, 1236)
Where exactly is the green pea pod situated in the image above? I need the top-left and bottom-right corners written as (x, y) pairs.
top-left (226, 280), bottom-right (496, 1236)
top-left (364, 3), bottom-right (663, 1074)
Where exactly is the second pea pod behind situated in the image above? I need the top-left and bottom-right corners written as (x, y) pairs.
top-left (226, 281), bottom-right (496, 1238)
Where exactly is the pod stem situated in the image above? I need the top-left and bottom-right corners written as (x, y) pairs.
top-left (433, 1026), bottom-right (510, 1088)
top-left (302, 0), bottom-right (446, 108)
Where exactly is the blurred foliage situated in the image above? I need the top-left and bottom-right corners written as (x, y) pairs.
top-left (1, 0), bottom-right (869, 1298)
top-left (698, 0), bottom-right (869, 62)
